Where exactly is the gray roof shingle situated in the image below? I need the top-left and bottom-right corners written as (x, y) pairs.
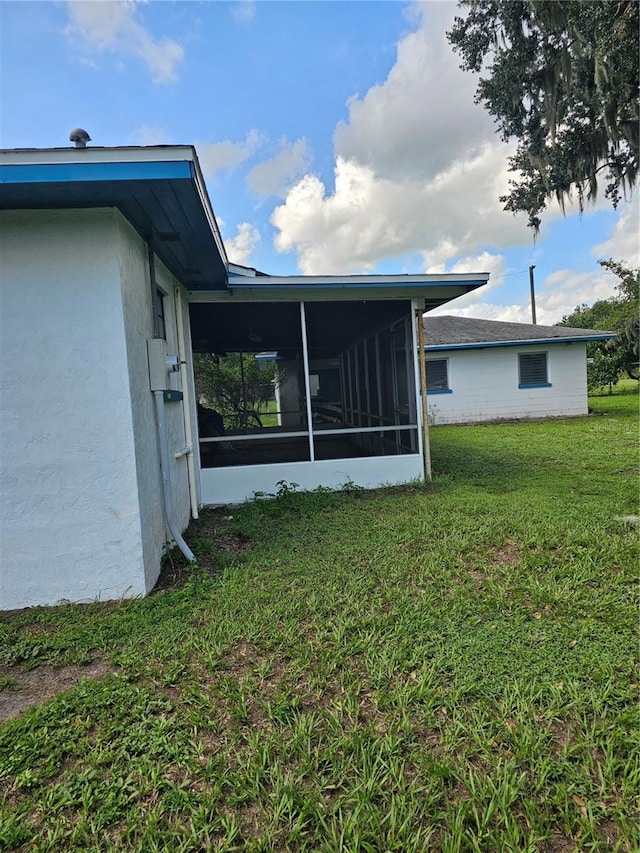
top-left (423, 315), bottom-right (616, 348)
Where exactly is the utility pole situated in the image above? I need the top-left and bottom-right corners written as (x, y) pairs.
top-left (529, 265), bottom-right (537, 324)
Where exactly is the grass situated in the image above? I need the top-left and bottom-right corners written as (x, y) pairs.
top-left (257, 397), bottom-right (280, 428)
top-left (1, 390), bottom-right (638, 852)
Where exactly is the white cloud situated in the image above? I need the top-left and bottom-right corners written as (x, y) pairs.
top-left (73, 56), bottom-right (99, 70)
top-left (65, 1), bottom-right (184, 84)
top-left (246, 139), bottom-right (312, 199)
top-left (535, 268), bottom-right (621, 325)
top-left (231, 0), bottom-right (256, 24)
top-left (197, 130), bottom-right (264, 178)
top-left (224, 222), bottom-right (261, 266)
top-left (427, 252), bottom-right (506, 314)
top-left (334, 4), bottom-right (494, 182)
top-left (132, 124), bottom-right (169, 146)
top-left (435, 301), bottom-right (535, 324)
top-left (434, 202), bottom-right (639, 324)
top-left (592, 202), bottom-right (640, 267)
top-left (270, 2), bottom-right (544, 274)
top-left (441, 264), bottom-right (620, 326)
top-left (272, 144), bottom-right (531, 274)
top-left (426, 251), bottom-right (507, 282)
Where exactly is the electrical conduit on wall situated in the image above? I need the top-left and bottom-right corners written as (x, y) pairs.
top-left (147, 246), bottom-right (195, 564)
top-left (174, 286), bottom-right (199, 519)
top-left (153, 387), bottom-right (195, 563)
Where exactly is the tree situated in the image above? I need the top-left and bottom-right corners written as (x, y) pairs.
top-left (193, 353), bottom-right (277, 430)
top-left (448, 1), bottom-right (639, 230)
top-left (559, 258), bottom-right (639, 390)
top-left (587, 347), bottom-right (626, 395)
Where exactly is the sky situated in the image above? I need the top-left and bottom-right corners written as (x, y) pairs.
top-left (1, 0), bottom-right (638, 325)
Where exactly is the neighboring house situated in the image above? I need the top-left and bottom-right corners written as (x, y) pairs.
top-left (0, 143), bottom-right (490, 609)
top-left (423, 315), bottom-right (615, 425)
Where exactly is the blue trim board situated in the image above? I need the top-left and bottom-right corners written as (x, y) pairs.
top-left (425, 335), bottom-right (614, 352)
top-left (0, 161), bottom-right (193, 185)
top-left (428, 388), bottom-right (453, 395)
top-left (518, 382), bottom-right (552, 389)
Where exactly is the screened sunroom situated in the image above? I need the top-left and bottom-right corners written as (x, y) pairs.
top-left (188, 272), bottom-right (489, 505)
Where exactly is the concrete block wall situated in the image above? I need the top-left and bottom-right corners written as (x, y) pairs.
top-left (426, 343), bottom-right (589, 425)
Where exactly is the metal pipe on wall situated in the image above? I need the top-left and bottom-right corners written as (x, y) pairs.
top-left (175, 287), bottom-right (199, 519)
top-left (147, 246), bottom-right (196, 564)
top-left (154, 390), bottom-right (195, 563)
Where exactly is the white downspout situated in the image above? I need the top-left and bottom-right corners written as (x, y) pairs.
top-left (174, 287), bottom-right (199, 519)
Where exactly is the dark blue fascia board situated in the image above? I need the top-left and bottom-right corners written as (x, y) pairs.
top-left (0, 160), bottom-right (193, 185)
top-left (428, 388), bottom-right (453, 395)
top-left (425, 334), bottom-right (616, 352)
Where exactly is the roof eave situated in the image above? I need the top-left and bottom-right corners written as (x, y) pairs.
top-left (425, 333), bottom-right (617, 351)
top-left (0, 145), bottom-right (229, 289)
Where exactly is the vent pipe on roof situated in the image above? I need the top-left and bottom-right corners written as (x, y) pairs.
top-left (69, 128), bottom-right (91, 148)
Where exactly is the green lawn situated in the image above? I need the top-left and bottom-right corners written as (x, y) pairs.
top-left (1, 392), bottom-right (638, 852)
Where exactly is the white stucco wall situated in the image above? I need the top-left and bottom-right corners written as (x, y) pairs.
top-left (0, 209), bottom-right (196, 609)
top-left (426, 342), bottom-right (589, 425)
top-left (115, 216), bottom-right (195, 591)
top-left (116, 216), bottom-right (166, 592)
top-left (0, 210), bottom-right (146, 608)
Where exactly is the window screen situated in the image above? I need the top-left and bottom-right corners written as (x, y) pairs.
top-left (426, 358), bottom-right (449, 391)
top-left (519, 352), bottom-right (548, 386)
top-left (153, 288), bottom-right (167, 340)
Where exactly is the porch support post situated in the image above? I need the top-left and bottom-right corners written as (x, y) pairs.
top-left (300, 301), bottom-right (315, 462)
top-left (415, 305), bottom-right (432, 482)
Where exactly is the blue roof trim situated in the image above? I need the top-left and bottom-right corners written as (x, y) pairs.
top-left (425, 334), bottom-right (615, 352)
top-left (0, 160), bottom-right (193, 184)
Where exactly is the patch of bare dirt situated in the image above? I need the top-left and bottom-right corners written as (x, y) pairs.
top-left (490, 539), bottom-right (521, 567)
top-left (0, 660), bottom-right (115, 723)
top-left (155, 509), bottom-right (252, 591)
top-left (597, 819), bottom-right (630, 851)
top-left (538, 833), bottom-right (578, 852)
top-left (220, 639), bottom-right (272, 676)
top-left (467, 567), bottom-right (486, 585)
top-left (550, 718), bottom-right (577, 756)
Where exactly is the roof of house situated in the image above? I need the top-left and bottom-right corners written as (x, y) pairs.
top-left (423, 315), bottom-right (616, 352)
top-left (1, 144), bottom-right (489, 307)
top-left (0, 145), bottom-right (230, 291)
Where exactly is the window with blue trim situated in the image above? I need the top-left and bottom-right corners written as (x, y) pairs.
top-left (427, 358), bottom-right (450, 392)
top-left (518, 352), bottom-right (550, 387)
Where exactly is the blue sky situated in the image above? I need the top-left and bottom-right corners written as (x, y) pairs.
top-left (1, 0), bottom-right (637, 324)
